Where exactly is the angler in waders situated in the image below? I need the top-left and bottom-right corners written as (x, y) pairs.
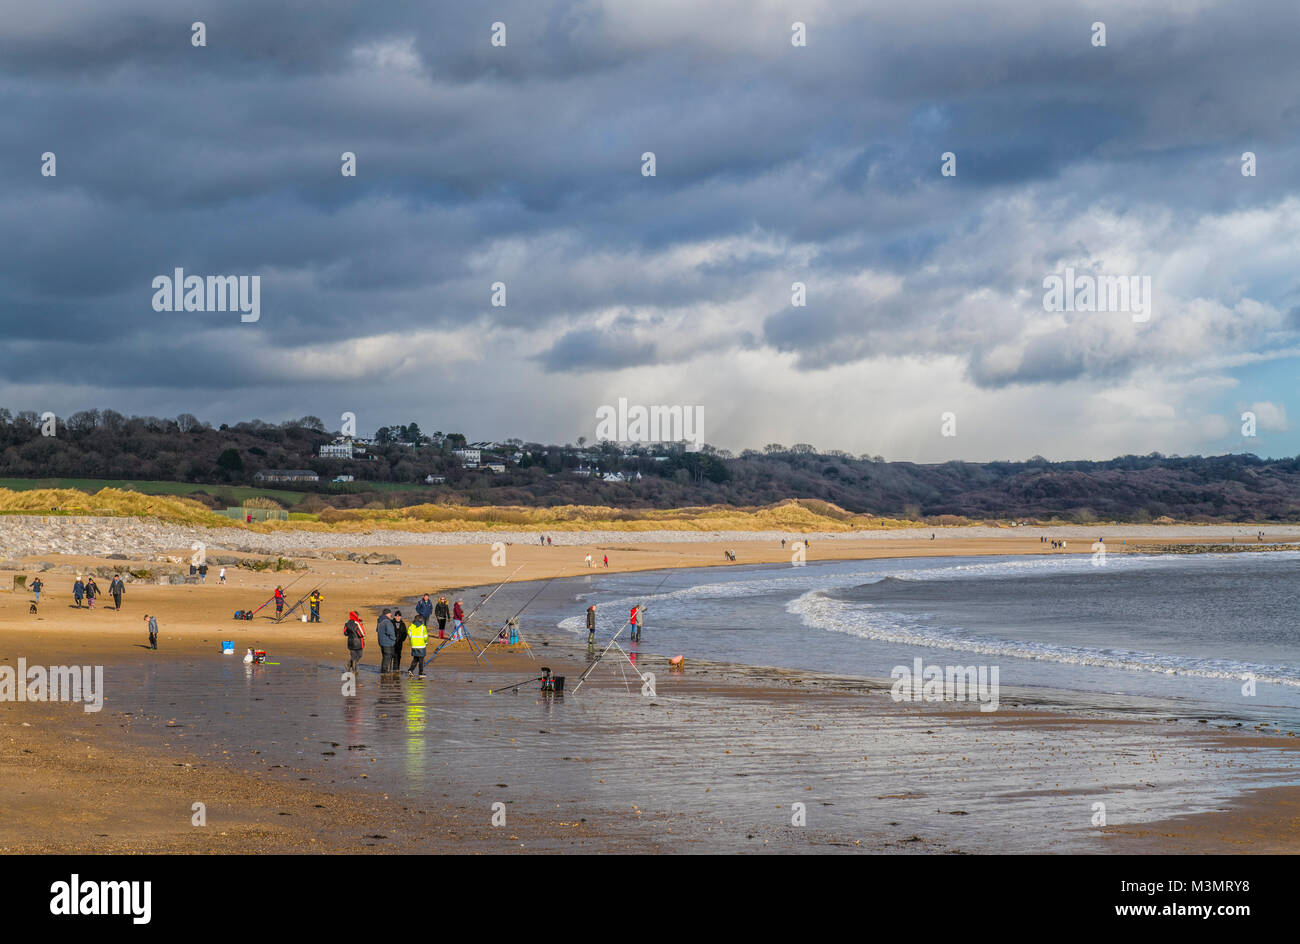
top-left (434, 596), bottom-right (450, 638)
top-left (274, 585), bottom-right (286, 619)
top-left (406, 616), bottom-right (430, 679)
top-left (630, 604), bottom-right (643, 642)
top-left (344, 611), bottom-right (365, 673)
top-left (586, 605), bottom-right (597, 645)
top-left (109, 574), bottom-right (125, 611)
top-left (308, 589), bottom-right (323, 623)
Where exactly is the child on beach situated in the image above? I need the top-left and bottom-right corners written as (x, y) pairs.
top-left (144, 614), bottom-right (158, 650)
top-left (30, 577), bottom-right (42, 604)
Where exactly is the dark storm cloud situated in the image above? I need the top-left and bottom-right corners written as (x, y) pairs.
top-left (2, 0), bottom-right (1300, 441)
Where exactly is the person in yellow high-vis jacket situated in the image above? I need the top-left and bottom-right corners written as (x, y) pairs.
top-left (406, 617), bottom-right (430, 678)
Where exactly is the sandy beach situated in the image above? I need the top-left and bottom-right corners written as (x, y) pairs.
top-left (3, 525), bottom-right (1300, 853)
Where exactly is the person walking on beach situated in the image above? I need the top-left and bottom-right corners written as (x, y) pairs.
top-left (603, 554), bottom-right (609, 568)
top-left (30, 577), bottom-right (42, 605)
top-left (392, 609), bottom-right (407, 667)
top-left (344, 611), bottom-right (366, 673)
top-left (586, 604), bottom-right (597, 645)
top-left (584, 553), bottom-right (593, 568)
top-left (144, 614), bottom-right (158, 650)
top-left (84, 577), bottom-right (98, 609)
top-left (274, 585), bottom-right (286, 618)
top-left (406, 616), bottom-right (429, 678)
top-left (452, 600), bottom-right (466, 639)
top-left (219, 566), bottom-right (227, 585)
top-left (109, 574), bottom-right (125, 611)
top-left (377, 609), bottom-right (397, 674)
top-left (434, 596), bottom-right (450, 638)
top-left (73, 577), bottom-right (84, 608)
top-left (547, 536), bottom-right (552, 547)
top-left (781, 538), bottom-right (786, 550)
top-left (308, 589), bottom-right (323, 623)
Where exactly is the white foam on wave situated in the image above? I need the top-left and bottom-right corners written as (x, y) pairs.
top-left (554, 552), bottom-right (1175, 634)
top-left (788, 587), bottom-right (1300, 688)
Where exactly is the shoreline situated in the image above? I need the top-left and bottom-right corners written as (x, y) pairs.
top-left (3, 531), bottom-right (1299, 853)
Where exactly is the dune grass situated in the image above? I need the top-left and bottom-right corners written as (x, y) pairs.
top-left (0, 488), bottom-right (945, 533)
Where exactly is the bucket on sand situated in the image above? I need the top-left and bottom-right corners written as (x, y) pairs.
top-left (301, 614), bottom-right (308, 622)
top-left (222, 641), bottom-right (235, 654)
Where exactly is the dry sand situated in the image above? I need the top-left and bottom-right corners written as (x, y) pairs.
top-left (2, 531), bottom-right (1298, 853)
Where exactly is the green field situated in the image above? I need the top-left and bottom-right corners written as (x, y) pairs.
top-left (0, 478), bottom-right (311, 504)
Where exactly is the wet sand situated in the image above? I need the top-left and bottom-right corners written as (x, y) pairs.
top-left (2, 532), bottom-right (1299, 853)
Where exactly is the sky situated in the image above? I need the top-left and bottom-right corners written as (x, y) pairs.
top-left (3, 0), bottom-right (1300, 461)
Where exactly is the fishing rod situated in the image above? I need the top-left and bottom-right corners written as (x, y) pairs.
top-left (251, 570), bottom-right (309, 617)
top-left (279, 579), bottom-right (327, 622)
top-left (429, 564), bottom-right (525, 664)
top-left (487, 674), bottom-right (546, 695)
top-left (572, 567), bottom-right (676, 694)
top-left (483, 570), bottom-right (564, 659)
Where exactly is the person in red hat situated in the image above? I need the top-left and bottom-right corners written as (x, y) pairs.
top-left (343, 610), bottom-right (366, 672)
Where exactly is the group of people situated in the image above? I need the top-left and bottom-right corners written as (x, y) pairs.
top-left (586, 603), bottom-right (644, 644)
top-left (584, 553), bottom-right (610, 568)
top-left (342, 593), bottom-right (472, 678)
top-left (68, 574), bottom-right (127, 611)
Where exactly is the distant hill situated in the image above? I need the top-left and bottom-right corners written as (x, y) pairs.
top-left (0, 408), bottom-right (1297, 522)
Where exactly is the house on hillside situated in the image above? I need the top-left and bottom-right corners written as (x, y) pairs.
top-left (254, 469), bottom-right (320, 483)
top-left (319, 440), bottom-right (354, 459)
top-left (425, 474), bottom-right (446, 484)
top-left (453, 448), bottom-right (481, 468)
top-left (485, 463), bottom-right (506, 473)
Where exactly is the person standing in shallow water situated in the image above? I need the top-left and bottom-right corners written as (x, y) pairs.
top-left (434, 596), bottom-right (450, 638)
top-left (586, 605), bottom-right (597, 644)
top-left (406, 616), bottom-right (429, 678)
top-left (344, 611), bottom-right (365, 673)
top-left (376, 609), bottom-right (397, 674)
top-left (392, 609), bottom-right (407, 669)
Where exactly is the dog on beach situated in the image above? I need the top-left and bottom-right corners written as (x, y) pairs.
top-left (29, 602), bottom-right (37, 614)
